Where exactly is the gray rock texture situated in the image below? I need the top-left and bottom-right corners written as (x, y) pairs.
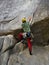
top-left (0, 0), bottom-right (49, 33)
top-left (0, 0), bottom-right (49, 65)
top-left (0, 35), bottom-right (25, 65)
top-left (8, 46), bottom-right (49, 65)
top-left (0, 37), bottom-right (4, 51)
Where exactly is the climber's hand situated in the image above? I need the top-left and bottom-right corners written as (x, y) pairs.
top-left (28, 16), bottom-right (32, 21)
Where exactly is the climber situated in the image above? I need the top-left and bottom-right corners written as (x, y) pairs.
top-left (0, 17), bottom-right (34, 55)
top-left (18, 17), bottom-right (33, 55)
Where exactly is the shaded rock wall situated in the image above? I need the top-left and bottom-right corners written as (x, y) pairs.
top-left (31, 18), bottom-right (49, 45)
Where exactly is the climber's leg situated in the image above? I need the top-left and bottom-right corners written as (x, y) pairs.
top-left (27, 38), bottom-right (32, 55)
top-left (18, 33), bottom-right (23, 41)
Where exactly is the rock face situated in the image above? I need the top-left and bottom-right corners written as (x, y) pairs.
top-left (0, 35), bottom-right (25, 65)
top-left (0, 37), bottom-right (4, 51)
top-left (1, 36), bottom-right (49, 65)
top-left (0, 0), bottom-right (49, 33)
top-left (2, 46), bottom-right (49, 65)
top-left (0, 0), bottom-right (49, 65)
top-left (0, 35), bottom-right (14, 65)
top-left (16, 46), bottom-right (49, 65)
top-left (0, 0), bottom-right (40, 32)
top-left (0, 19), bottom-right (49, 65)
top-left (33, 0), bottom-right (49, 22)
top-left (31, 18), bottom-right (49, 45)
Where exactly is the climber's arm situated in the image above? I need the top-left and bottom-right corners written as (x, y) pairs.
top-left (28, 17), bottom-right (33, 26)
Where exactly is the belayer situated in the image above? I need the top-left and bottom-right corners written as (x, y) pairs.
top-left (18, 17), bottom-right (34, 55)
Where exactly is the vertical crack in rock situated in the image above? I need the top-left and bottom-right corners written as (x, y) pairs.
top-left (0, 51), bottom-right (9, 65)
top-left (6, 51), bottom-right (10, 65)
top-left (0, 38), bottom-right (4, 52)
top-left (0, 43), bottom-right (3, 52)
